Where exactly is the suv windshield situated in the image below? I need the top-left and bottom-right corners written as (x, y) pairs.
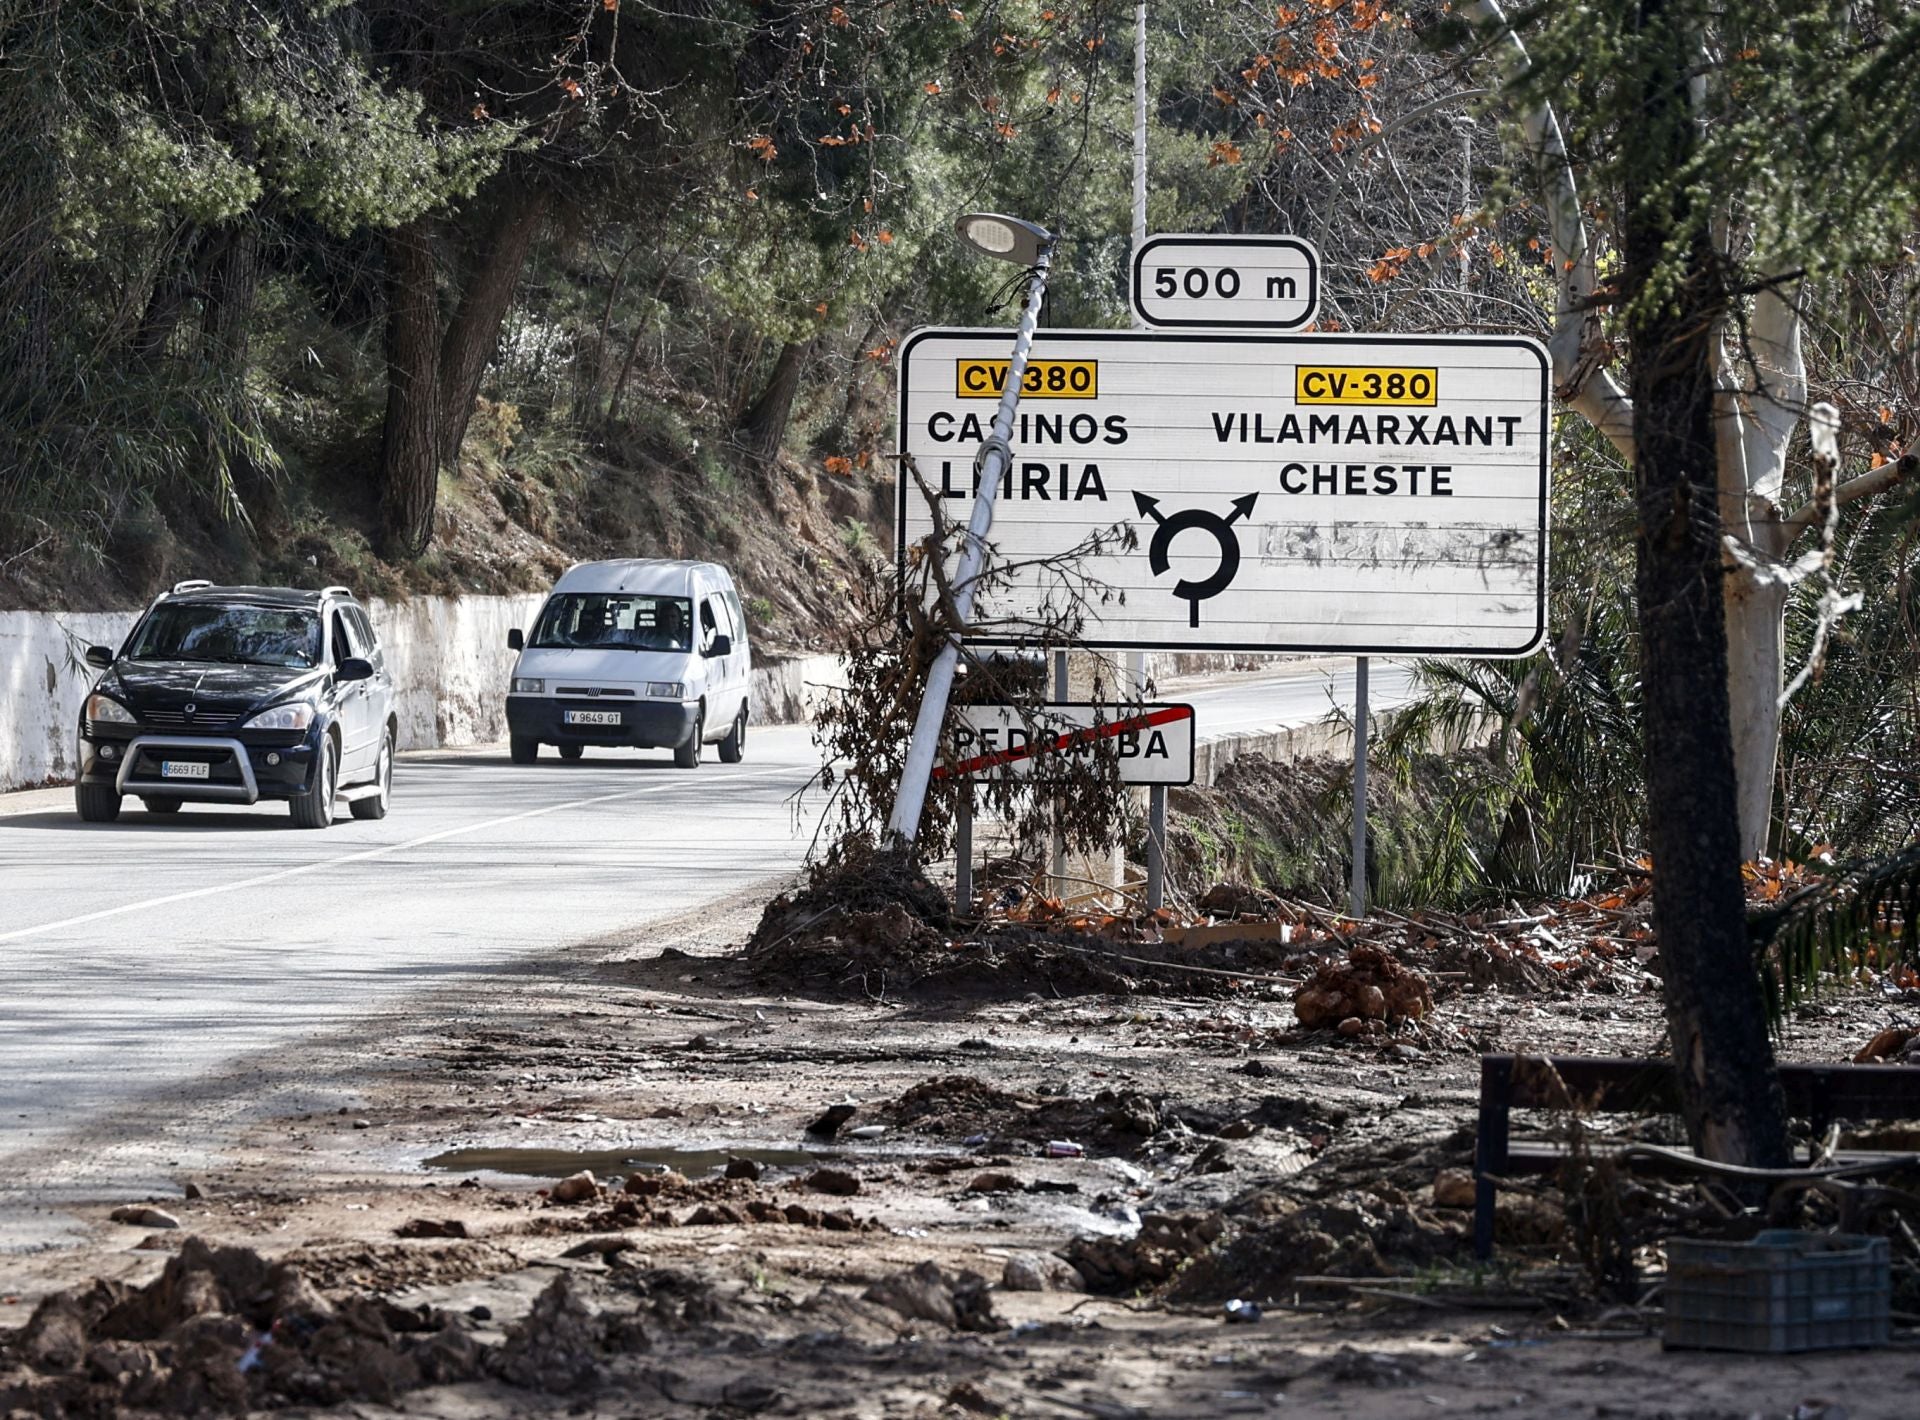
top-left (127, 603), bottom-right (322, 669)
top-left (531, 594), bottom-right (693, 652)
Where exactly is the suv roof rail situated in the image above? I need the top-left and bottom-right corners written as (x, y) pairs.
top-left (320, 584), bottom-right (355, 600)
top-left (170, 579), bottom-right (215, 594)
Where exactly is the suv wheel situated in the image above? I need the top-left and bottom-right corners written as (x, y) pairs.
top-left (718, 705), bottom-right (746, 763)
top-left (673, 709), bottom-right (704, 768)
top-left (76, 783), bottom-right (123, 823)
top-left (290, 737), bottom-right (337, 829)
top-left (350, 728), bottom-right (393, 821)
top-left (510, 736), bottom-right (539, 764)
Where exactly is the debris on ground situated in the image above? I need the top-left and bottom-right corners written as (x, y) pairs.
top-left (861, 1261), bottom-right (999, 1332)
top-left (1293, 944), bottom-right (1434, 1033)
top-left (1064, 1212), bottom-right (1225, 1294)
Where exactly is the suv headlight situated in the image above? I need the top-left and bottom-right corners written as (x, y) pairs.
top-left (646, 682), bottom-right (685, 699)
top-left (85, 693), bottom-right (135, 725)
top-left (511, 677), bottom-right (544, 694)
top-left (242, 702), bottom-right (316, 732)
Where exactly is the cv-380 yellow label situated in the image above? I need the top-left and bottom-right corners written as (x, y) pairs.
top-left (1295, 365), bottom-right (1437, 406)
top-left (956, 359), bottom-right (1098, 399)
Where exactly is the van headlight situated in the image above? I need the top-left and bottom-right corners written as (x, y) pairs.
top-left (85, 693), bottom-right (136, 725)
top-left (243, 702), bottom-right (316, 732)
top-left (511, 677), bottom-right (544, 694)
top-left (646, 682), bottom-right (684, 699)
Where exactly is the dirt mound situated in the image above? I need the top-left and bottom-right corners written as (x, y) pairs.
top-left (0, 1237), bottom-right (487, 1416)
top-left (1063, 1213), bottom-right (1225, 1294)
top-left (1293, 944), bottom-right (1434, 1033)
top-left (1164, 1189), bottom-right (1462, 1304)
top-left (861, 1262), bottom-right (999, 1332)
top-left (882, 1075), bottom-right (1164, 1156)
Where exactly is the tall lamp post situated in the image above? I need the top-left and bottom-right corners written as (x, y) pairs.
top-left (885, 212), bottom-right (1056, 846)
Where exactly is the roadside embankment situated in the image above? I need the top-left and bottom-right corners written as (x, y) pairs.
top-left (0, 601), bottom-right (843, 792)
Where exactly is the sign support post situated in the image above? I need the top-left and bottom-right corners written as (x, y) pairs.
top-left (1050, 648), bottom-right (1068, 891)
top-left (1350, 656), bottom-right (1369, 918)
top-left (1146, 783), bottom-right (1166, 911)
top-left (955, 789), bottom-right (973, 912)
top-left (885, 225), bottom-right (1055, 846)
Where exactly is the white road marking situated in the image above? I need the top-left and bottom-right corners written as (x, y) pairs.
top-left (0, 764), bottom-right (811, 946)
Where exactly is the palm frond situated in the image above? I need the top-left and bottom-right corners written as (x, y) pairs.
top-left (1749, 841), bottom-right (1920, 1023)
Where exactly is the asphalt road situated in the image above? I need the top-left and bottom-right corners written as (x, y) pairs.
top-left (0, 659), bottom-right (1416, 1224)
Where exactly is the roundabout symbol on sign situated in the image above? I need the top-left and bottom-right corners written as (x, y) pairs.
top-left (1132, 490), bottom-right (1259, 628)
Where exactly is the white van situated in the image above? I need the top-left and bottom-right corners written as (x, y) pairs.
top-left (504, 560), bottom-right (752, 767)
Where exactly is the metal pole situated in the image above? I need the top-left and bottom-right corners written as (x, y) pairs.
top-left (1146, 783), bottom-right (1166, 912)
top-left (1132, 0), bottom-right (1149, 308)
top-left (885, 242), bottom-right (1055, 844)
top-left (1350, 656), bottom-right (1369, 918)
top-left (955, 787), bottom-right (973, 913)
top-left (1050, 648), bottom-right (1068, 889)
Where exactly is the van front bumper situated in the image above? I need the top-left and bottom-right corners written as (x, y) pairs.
top-left (506, 694), bottom-right (698, 749)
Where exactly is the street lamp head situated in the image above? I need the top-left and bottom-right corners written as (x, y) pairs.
top-left (955, 212), bottom-right (1053, 266)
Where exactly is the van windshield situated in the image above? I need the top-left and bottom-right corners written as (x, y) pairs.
top-left (531, 594), bottom-right (693, 652)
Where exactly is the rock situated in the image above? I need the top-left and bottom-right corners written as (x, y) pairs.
top-left (966, 1172), bottom-right (1022, 1193)
top-left (803, 1167), bottom-right (861, 1196)
top-left (550, 1170), bottom-right (600, 1204)
top-left (396, 1218), bottom-right (469, 1239)
top-left (805, 1102), bottom-right (858, 1138)
top-left (684, 1203), bottom-right (749, 1226)
top-left (560, 1236), bottom-right (634, 1259)
top-left (109, 1205), bottom-right (180, 1230)
top-left (1197, 881), bottom-right (1281, 919)
top-left (1000, 1252), bottom-right (1085, 1293)
top-left (820, 1209), bottom-right (859, 1232)
top-left (1218, 1119), bottom-right (1259, 1139)
top-left (181, 1181), bottom-right (210, 1200)
top-left (1240, 1059), bottom-right (1273, 1077)
top-left (783, 1203), bottom-right (821, 1227)
top-left (1432, 1169), bottom-right (1477, 1210)
top-left (352, 1118), bottom-right (373, 1129)
top-left (1390, 1043), bottom-right (1424, 1062)
top-left (1294, 944), bottom-right (1434, 1031)
top-left (862, 1261), bottom-right (999, 1332)
top-left (624, 1170), bottom-right (686, 1197)
top-left (724, 1156), bottom-right (764, 1181)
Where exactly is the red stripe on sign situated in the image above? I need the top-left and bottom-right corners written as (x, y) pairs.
top-left (934, 705), bottom-right (1193, 781)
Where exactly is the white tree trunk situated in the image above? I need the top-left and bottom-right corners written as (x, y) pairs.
top-left (1723, 564), bottom-right (1789, 859)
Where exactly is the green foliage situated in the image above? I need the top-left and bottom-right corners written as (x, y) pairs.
top-left (1749, 842), bottom-right (1920, 1020)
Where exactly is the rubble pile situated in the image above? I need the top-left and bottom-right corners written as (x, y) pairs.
top-left (0, 1239), bottom-right (493, 1416)
top-left (527, 1167), bottom-right (878, 1236)
top-left (1293, 944), bottom-right (1434, 1033)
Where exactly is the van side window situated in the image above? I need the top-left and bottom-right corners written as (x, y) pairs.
top-left (724, 591), bottom-right (747, 641)
top-left (699, 597), bottom-right (721, 653)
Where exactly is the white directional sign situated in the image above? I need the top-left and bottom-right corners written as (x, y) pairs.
top-left (897, 329), bottom-right (1551, 656)
top-left (934, 703), bottom-right (1195, 785)
top-left (1132, 234), bottom-right (1319, 330)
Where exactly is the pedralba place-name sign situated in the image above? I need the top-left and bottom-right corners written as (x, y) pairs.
top-left (933, 703), bottom-right (1196, 786)
top-left (896, 328), bottom-right (1551, 656)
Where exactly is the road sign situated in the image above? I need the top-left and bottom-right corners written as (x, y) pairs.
top-left (896, 328), bottom-right (1551, 656)
top-left (1132, 235), bottom-right (1319, 330)
top-left (934, 703), bottom-right (1195, 785)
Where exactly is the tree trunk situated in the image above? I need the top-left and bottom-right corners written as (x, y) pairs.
top-left (437, 182), bottom-right (549, 462)
top-left (378, 218), bottom-right (444, 560)
top-left (737, 339), bottom-right (810, 464)
top-left (1624, 0), bottom-right (1788, 1169)
top-left (201, 223), bottom-right (259, 374)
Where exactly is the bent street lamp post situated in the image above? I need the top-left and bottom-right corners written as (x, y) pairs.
top-left (886, 214), bottom-right (1056, 846)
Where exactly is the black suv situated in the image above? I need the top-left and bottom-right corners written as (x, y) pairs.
top-left (74, 582), bottom-right (397, 828)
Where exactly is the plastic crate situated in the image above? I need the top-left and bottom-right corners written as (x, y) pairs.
top-left (1663, 1230), bottom-right (1890, 1352)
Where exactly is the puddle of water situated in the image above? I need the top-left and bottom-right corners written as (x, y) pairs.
top-left (423, 1145), bottom-right (828, 1180)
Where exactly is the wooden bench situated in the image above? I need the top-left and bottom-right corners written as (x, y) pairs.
top-left (1474, 1054), bottom-right (1920, 1258)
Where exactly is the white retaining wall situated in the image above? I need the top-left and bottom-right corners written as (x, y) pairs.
top-left (0, 599), bottom-right (839, 793)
